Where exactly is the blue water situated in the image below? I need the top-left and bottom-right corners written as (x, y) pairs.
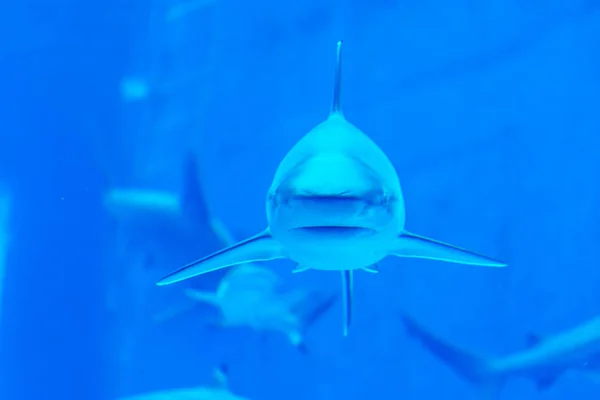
top-left (2, 1), bottom-right (600, 399)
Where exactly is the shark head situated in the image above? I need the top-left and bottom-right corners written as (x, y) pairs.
top-left (266, 129), bottom-right (405, 245)
top-left (265, 41), bottom-right (405, 271)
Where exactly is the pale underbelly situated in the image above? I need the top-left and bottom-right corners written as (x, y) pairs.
top-left (278, 226), bottom-right (391, 270)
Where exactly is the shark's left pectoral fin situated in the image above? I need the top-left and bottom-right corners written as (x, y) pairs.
top-left (157, 230), bottom-right (287, 285)
top-left (391, 231), bottom-right (507, 267)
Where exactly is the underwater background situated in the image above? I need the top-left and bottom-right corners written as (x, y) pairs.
top-left (1, 0), bottom-right (600, 399)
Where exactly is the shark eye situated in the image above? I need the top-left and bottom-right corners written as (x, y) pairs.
top-left (267, 192), bottom-right (278, 206)
top-left (269, 191), bottom-right (290, 207)
top-left (364, 188), bottom-right (391, 206)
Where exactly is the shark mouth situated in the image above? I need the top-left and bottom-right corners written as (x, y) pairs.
top-left (290, 226), bottom-right (378, 238)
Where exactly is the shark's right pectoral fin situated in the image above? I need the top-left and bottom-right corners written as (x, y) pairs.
top-left (157, 230), bottom-right (287, 286)
top-left (390, 231), bottom-right (507, 267)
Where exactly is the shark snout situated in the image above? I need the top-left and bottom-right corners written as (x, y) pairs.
top-left (267, 153), bottom-right (399, 233)
top-left (288, 154), bottom-right (377, 195)
top-left (268, 187), bottom-right (395, 233)
top-left (288, 194), bottom-right (365, 212)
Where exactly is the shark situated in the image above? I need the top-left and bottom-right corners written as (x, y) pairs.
top-left (402, 312), bottom-right (600, 395)
top-left (184, 262), bottom-right (337, 353)
top-left (116, 365), bottom-right (250, 400)
top-left (156, 40), bottom-right (506, 335)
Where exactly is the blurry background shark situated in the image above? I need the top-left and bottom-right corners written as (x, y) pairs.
top-left (104, 153), bottom-right (224, 277)
top-left (401, 312), bottom-right (600, 397)
top-left (183, 263), bottom-right (337, 353)
top-left (103, 151), bottom-right (336, 394)
top-left (104, 152), bottom-right (233, 393)
top-left (117, 364), bottom-right (252, 400)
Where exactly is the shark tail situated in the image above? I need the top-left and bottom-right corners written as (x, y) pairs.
top-left (402, 313), bottom-right (504, 397)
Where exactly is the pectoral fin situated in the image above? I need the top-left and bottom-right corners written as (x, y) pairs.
top-left (362, 264), bottom-right (379, 273)
top-left (292, 264), bottom-right (310, 273)
top-left (184, 289), bottom-right (221, 307)
top-left (391, 231), bottom-right (506, 267)
top-left (157, 230), bottom-right (287, 285)
top-left (341, 270), bottom-right (353, 336)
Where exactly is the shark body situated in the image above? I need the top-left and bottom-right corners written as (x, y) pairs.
top-left (185, 263), bottom-right (336, 352)
top-left (104, 153), bottom-right (227, 282)
top-left (157, 41), bottom-right (506, 335)
top-left (117, 387), bottom-right (244, 400)
top-left (117, 365), bottom-right (250, 400)
top-left (402, 313), bottom-right (600, 394)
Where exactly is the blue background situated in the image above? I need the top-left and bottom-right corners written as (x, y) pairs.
top-left (2, 0), bottom-right (600, 399)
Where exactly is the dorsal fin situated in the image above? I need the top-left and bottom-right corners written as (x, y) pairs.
top-left (330, 40), bottom-right (343, 116)
top-left (213, 364), bottom-right (229, 389)
top-left (181, 151), bottom-right (210, 226)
